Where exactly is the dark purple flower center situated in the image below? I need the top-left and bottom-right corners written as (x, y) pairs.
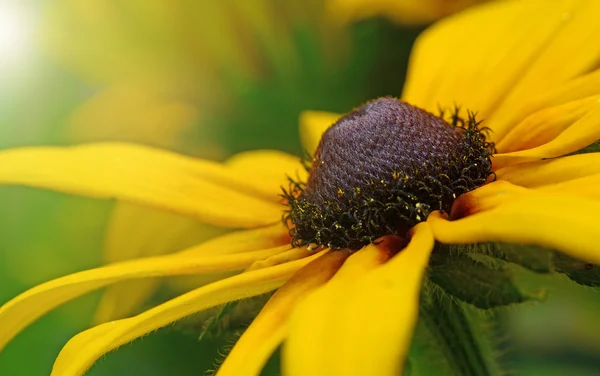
top-left (284, 97), bottom-right (494, 251)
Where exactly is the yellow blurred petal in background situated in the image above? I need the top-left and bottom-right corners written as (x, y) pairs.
top-left (327, 0), bottom-right (490, 25)
top-left (226, 150), bottom-right (308, 194)
top-left (39, 0), bottom-right (347, 154)
top-left (94, 202), bottom-right (227, 323)
top-left (299, 111), bottom-right (341, 157)
top-left (65, 85), bottom-right (224, 155)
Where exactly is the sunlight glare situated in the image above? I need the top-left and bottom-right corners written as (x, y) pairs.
top-left (0, 4), bottom-right (32, 65)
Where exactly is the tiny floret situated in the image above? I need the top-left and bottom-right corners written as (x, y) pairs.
top-left (283, 97), bottom-right (494, 250)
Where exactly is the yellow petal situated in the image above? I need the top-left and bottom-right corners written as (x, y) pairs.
top-left (299, 111), bottom-right (340, 157)
top-left (94, 202), bottom-right (227, 323)
top-left (496, 95), bottom-right (600, 153)
top-left (170, 247), bottom-right (314, 295)
top-left (537, 173), bottom-right (600, 201)
top-left (51, 250), bottom-right (328, 376)
top-left (245, 247), bottom-right (317, 271)
top-left (103, 203), bottom-right (227, 263)
top-left (226, 150), bottom-right (308, 195)
top-left (449, 180), bottom-right (529, 219)
top-left (164, 224), bottom-right (293, 292)
top-left (0, 143), bottom-right (282, 227)
top-left (493, 106), bottom-right (600, 168)
top-left (404, 0), bottom-right (570, 124)
top-left (283, 241), bottom-right (393, 376)
top-left (166, 247), bottom-right (319, 306)
top-left (94, 280), bottom-right (160, 324)
top-left (486, 0), bottom-right (600, 141)
top-left (284, 225), bottom-right (434, 376)
top-left (428, 194), bottom-right (600, 264)
top-left (217, 250), bottom-right (350, 376)
top-left (516, 68), bottom-right (600, 126)
top-left (42, 0), bottom-right (217, 89)
top-left (493, 67), bottom-right (600, 151)
top-left (178, 223), bottom-right (289, 256)
top-left (495, 153), bottom-right (600, 188)
top-left (0, 244), bottom-right (290, 351)
top-left (65, 85), bottom-right (210, 153)
top-left (403, 0), bottom-right (600, 144)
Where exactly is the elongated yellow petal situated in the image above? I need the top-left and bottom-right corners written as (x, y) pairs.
top-left (170, 246), bottom-right (321, 292)
top-left (449, 180), bottom-right (529, 219)
top-left (0, 245), bottom-right (290, 351)
top-left (494, 66), bottom-right (600, 152)
top-left (217, 250), bottom-right (350, 376)
top-left (284, 225), bottom-right (434, 376)
top-left (103, 203), bottom-right (228, 263)
top-left (178, 223), bottom-right (289, 256)
top-left (428, 194), bottom-right (600, 264)
top-left (94, 202), bottom-right (227, 323)
top-left (486, 0), bottom-right (600, 141)
top-left (283, 241), bottom-right (393, 376)
top-left (517, 68), bottom-right (600, 126)
top-left (164, 226), bottom-right (295, 293)
top-left (403, 0), bottom-right (600, 144)
top-left (51, 250), bottom-right (327, 376)
top-left (98, 221), bottom-right (290, 322)
top-left (245, 247), bottom-right (316, 271)
top-left (0, 143), bottom-right (282, 227)
top-left (65, 84), bottom-right (203, 151)
top-left (495, 153), bottom-right (600, 187)
top-left (226, 150), bottom-right (308, 195)
top-left (497, 95), bottom-right (600, 153)
top-left (404, 0), bottom-right (571, 127)
top-left (115, 224), bottom-right (290, 295)
top-left (493, 107), bottom-right (600, 168)
top-left (299, 111), bottom-right (340, 157)
top-left (537, 173), bottom-right (600, 200)
top-left (94, 280), bottom-right (160, 324)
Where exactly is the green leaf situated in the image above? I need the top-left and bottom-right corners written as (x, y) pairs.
top-left (553, 252), bottom-right (600, 287)
top-left (467, 243), bottom-right (553, 273)
top-left (197, 291), bottom-right (274, 342)
top-left (419, 282), bottom-right (504, 376)
top-left (429, 246), bottom-right (545, 309)
top-left (197, 301), bottom-right (238, 343)
top-left (570, 140), bottom-right (600, 155)
top-left (486, 243), bottom-right (553, 273)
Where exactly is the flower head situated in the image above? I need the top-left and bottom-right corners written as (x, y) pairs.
top-left (1, 0), bottom-right (600, 375)
top-left (285, 97), bottom-right (493, 250)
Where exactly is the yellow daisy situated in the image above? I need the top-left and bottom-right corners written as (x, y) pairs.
top-left (1, 0), bottom-right (600, 375)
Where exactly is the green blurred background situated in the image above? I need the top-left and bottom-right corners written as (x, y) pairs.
top-left (0, 1), bottom-right (599, 375)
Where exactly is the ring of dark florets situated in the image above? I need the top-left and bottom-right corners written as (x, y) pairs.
top-left (282, 98), bottom-right (495, 251)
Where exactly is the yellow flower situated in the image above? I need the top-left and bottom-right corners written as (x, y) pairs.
top-left (2, 0), bottom-right (600, 375)
top-left (327, 0), bottom-right (491, 25)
